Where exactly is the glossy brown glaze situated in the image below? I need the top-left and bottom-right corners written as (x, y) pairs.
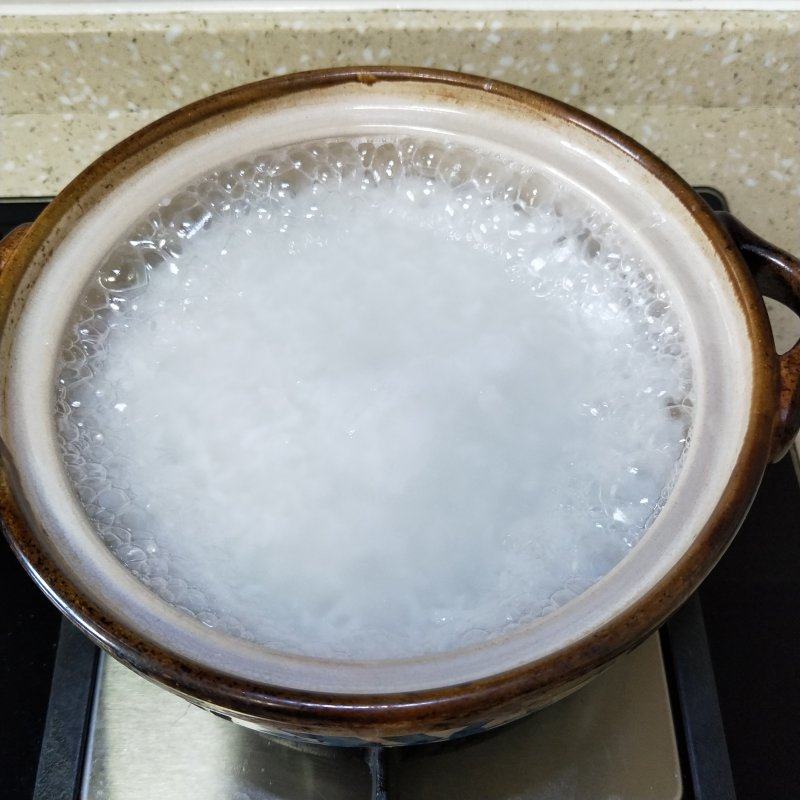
top-left (0, 67), bottom-right (794, 744)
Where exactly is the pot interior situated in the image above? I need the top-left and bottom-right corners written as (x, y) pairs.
top-left (2, 77), bottom-right (757, 694)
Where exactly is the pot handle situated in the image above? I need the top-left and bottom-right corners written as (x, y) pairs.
top-left (715, 211), bottom-right (800, 462)
top-left (0, 223), bottom-right (31, 272)
top-left (0, 223), bottom-right (33, 329)
top-left (0, 223), bottom-right (33, 320)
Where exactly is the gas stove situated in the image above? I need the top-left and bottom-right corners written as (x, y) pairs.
top-left (2, 192), bottom-right (799, 800)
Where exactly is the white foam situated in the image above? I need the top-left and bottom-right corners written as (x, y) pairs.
top-left (56, 137), bottom-right (693, 660)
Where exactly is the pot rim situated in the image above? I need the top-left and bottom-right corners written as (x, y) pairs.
top-left (0, 66), bottom-right (778, 738)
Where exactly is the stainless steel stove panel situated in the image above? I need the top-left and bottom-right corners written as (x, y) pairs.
top-left (81, 635), bottom-right (680, 800)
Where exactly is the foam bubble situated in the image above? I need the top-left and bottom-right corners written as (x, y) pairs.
top-left (56, 137), bottom-right (693, 660)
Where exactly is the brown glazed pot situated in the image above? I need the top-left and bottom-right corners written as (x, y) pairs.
top-left (1, 68), bottom-right (799, 747)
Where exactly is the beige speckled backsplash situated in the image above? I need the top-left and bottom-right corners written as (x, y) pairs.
top-left (1, 9), bottom-right (799, 351)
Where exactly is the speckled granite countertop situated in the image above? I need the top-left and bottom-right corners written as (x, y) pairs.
top-left (1, 8), bottom-right (799, 353)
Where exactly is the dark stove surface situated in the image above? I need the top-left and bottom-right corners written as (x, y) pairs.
top-left (1, 202), bottom-right (63, 800)
top-left (2, 196), bottom-right (799, 800)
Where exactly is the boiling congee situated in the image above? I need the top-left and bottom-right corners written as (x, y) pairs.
top-left (56, 137), bottom-right (694, 660)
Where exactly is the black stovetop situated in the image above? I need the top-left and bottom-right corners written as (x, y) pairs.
top-left (2, 197), bottom-right (799, 800)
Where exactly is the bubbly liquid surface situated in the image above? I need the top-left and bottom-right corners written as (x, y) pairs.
top-left (56, 137), bottom-right (693, 660)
